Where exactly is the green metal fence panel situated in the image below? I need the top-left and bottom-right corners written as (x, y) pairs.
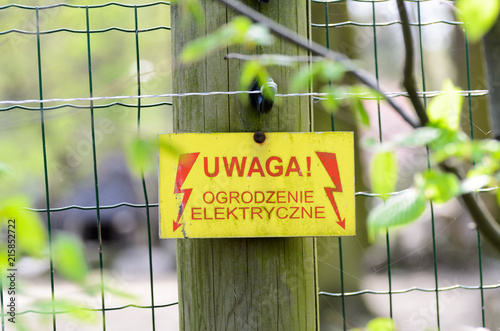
top-left (312, 0), bottom-right (499, 330)
top-left (1, 2), bottom-right (174, 331)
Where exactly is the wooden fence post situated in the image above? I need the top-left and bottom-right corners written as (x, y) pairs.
top-left (171, 1), bottom-right (318, 329)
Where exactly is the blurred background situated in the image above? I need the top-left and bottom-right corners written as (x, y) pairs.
top-left (0, 0), bottom-right (499, 330)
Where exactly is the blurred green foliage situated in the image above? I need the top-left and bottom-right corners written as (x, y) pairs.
top-left (457, 0), bottom-right (500, 42)
top-left (0, 1), bottom-right (171, 327)
top-left (0, 0), bottom-right (172, 205)
top-left (350, 317), bottom-right (395, 331)
top-left (181, 16), bottom-right (273, 62)
top-left (370, 149), bottom-right (398, 201)
top-left (367, 80), bottom-right (500, 239)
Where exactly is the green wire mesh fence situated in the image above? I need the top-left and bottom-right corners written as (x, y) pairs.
top-left (0, 1), bottom-right (499, 330)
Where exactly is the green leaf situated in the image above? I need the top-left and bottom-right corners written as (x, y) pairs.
top-left (180, 17), bottom-right (239, 63)
top-left (366, 317), bottom-right (395, 331)
top-left (239, 60), bottom-right (268, 92)
top-left (320, 94), bottom-right (338, 113)
top-left (231, 15), bottom-right (253, 36)
top-left (290, 62), bottom-right (322, 92)
top-left (467, 158), bottom-right (499, 178)
top-left (52, 233), bottom-right (89, 283)
top-left (476, 139), bottom-right (500, 160)
top-left (431, 129), bottom-right (468, 149)
top-left (0, 251), bottom-right (7, 270)
top-left (291, 60), bottom-right (345, 92)
top-left (350, 84), bottom-right (383, 101)
top-left (457, 0), bottom-right (500, 42)
top-left (244, 23), bottom-right (274, 46)
top-left (170, 0), bottom-right (204, 24)
top-left (417, 170), bottom-right (460, 203)
top-left (252, 54), bottom-right (297, 67)
top-left (0, 196), bottom-right (47, 257)
top-left (180, 16), bottom-right (272, 63)
top-left (261, 78), bottom-right (277, 101)
top-left (394, 127), bottom-right (443, 147)
top-left (83, 283), bottom-right (135, 299)
top-left (158, 138), bottom-right (182, 157)
top-left (427, 79), bottom-right (463, 132)
top-left (180, 34), bottom-right (225, 63)
top-left (125, 136), bottom-right (158, 174)
top-left (432, 141), bottom-right (470, 164)
top-left (185, 0), bottom-right (205, 23)
top-left (371, 150), bottom-right (398, 201)
top-left (350, 85), bottom-right (376, 127)
top-left (319, 85), bottom-right (344, 113)
top-left (362, 137), bottom-right (378, 149)
top-left (0, 161), bottom-right (11, 179)
top-left (319, 61), bottom-right (345, 82)
top-left (368, 188), bottom-right (426, 238)
top-left (430, 132), bottom-right (471, 163)
top-left (17, 210), bottom-right (48, 257)
top-left (35, 299), bottom-right (95, 322)
top-left (351, 97), bottom-right (370, 126)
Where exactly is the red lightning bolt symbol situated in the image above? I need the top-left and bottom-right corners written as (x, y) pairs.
top-left (173, 152), bottom-right (199, 232)
top-left (316, 152), bottom-right (345, 229)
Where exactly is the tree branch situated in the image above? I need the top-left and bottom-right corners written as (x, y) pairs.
top-left (216, 0), bottom-right (419, 128)
top-left (395, 0), bottom-right (429, 126)
top-left (216, 0), bottom-right (500, 251)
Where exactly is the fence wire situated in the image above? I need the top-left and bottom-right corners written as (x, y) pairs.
top-left (0, 1), bottom-right (499, 331)
top-left (313, 0), bottom-right (497, 330)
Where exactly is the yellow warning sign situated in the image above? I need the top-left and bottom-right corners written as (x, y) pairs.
top-left (159, 132), bottom-right (355, 238)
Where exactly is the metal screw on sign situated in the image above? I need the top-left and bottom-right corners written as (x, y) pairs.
top-left (249, 77), bottom-right (277, 114)
top-left (253, 132), bottom-right (266, 143)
